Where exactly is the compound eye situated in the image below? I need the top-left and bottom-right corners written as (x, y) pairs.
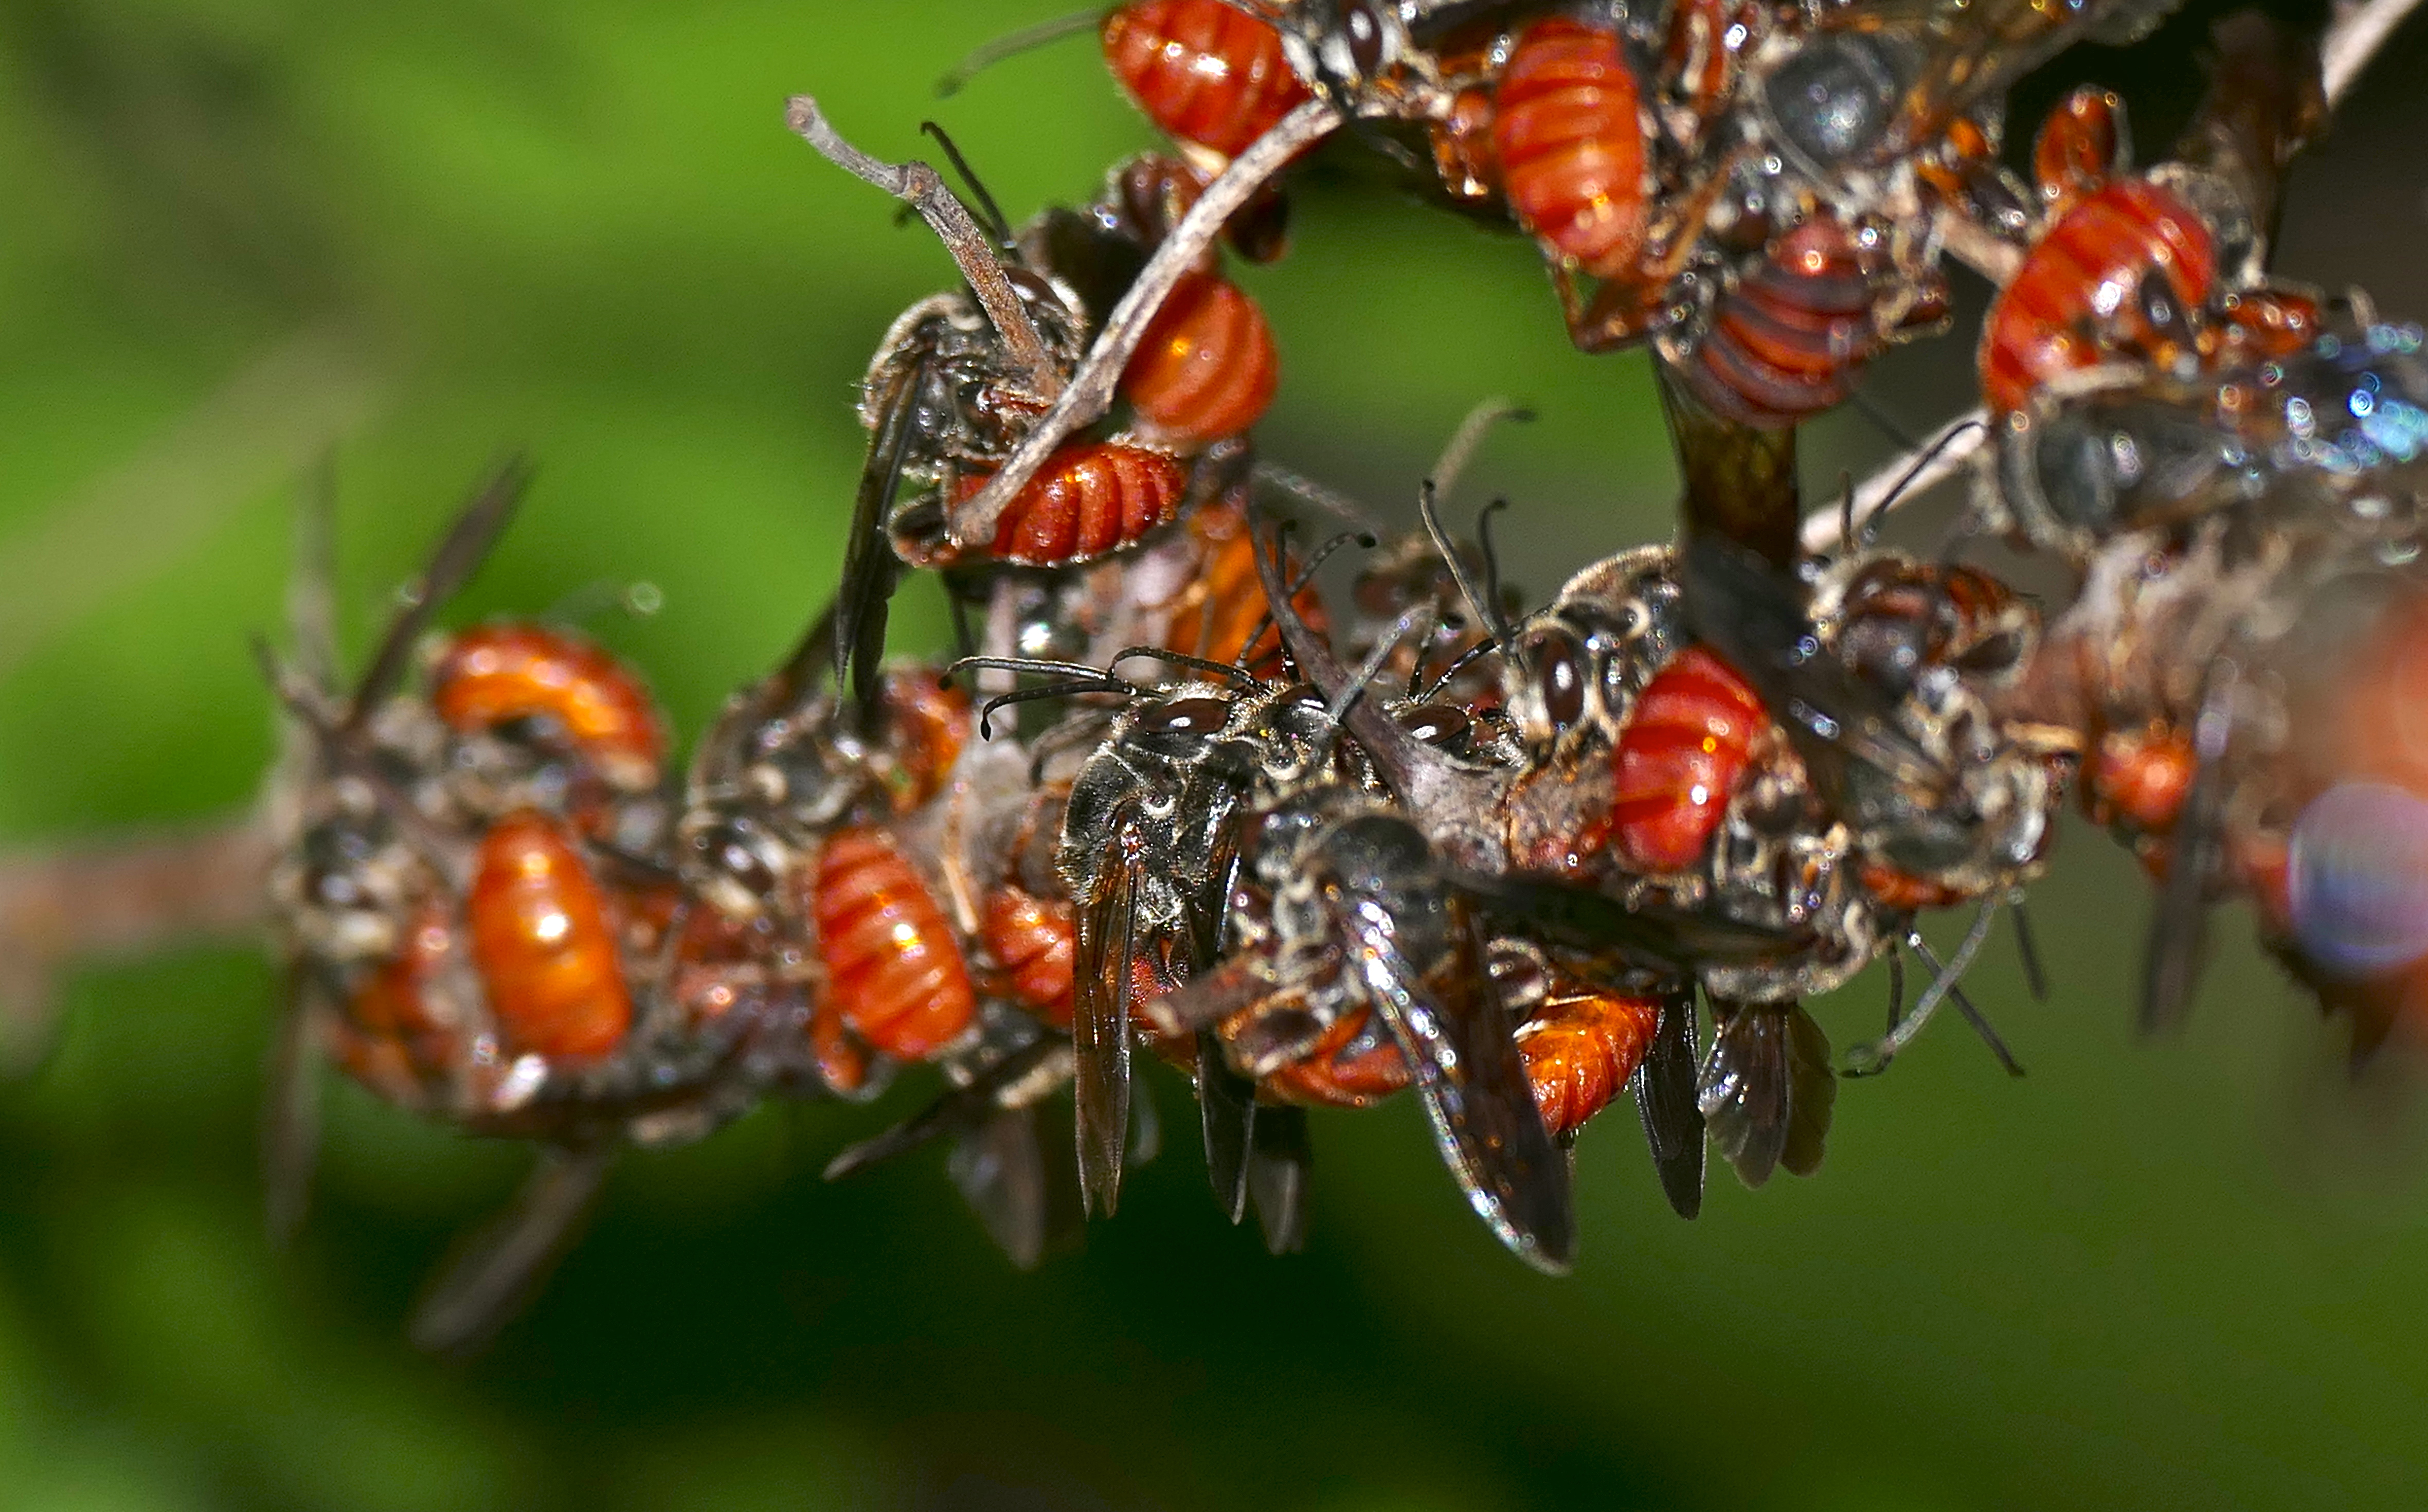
top-left (1521, 626), bottom-right (1589, 729)
top-left (1137, 696), bottom-right (1232, 735)
top-left (1001, 266), bottom-right (1072, 321)
top-left (1395, 702), bottom-right (1472, 747)
top-left (1342, 1), bottom-right (1388, 77)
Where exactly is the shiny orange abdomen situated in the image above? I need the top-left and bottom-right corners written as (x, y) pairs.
top-left (874, 668), bottom-right (969, 812)
top-left (1122, 272), bottom-right (1280, 446)
top-left (1517, 988), bottom-right (1661, 1138)
top-left (961, 442), bottom-right (1190, 565)
top-left (2029, 87), bottom-right (2126, 215)
top-left (335, 902), bottom-right (462, 1105)
top-left (466, 811), bottom-right (634, 1061)
top-left (1102, 0), bottom-right (1312, 158)
top-left (1611, 646), bottom-right (1766, 872)
top-left (1258, 1009), bottom-right (1412, 1109)
top-left (982, 885), bottom-right (1077, 1030)
top-left (1981, 178), bottom-right (2215, 413)
top-left (810, 826), bottom-right (976, 1061)
top-left (2091, 727), bottom-right (2197, 834)
top-left (430, 622), bottom-right (667, 786)
top-left (1684, 218), bottom-right (1882, 426)
top-left (1492, 17), bottom-right (1649, 279)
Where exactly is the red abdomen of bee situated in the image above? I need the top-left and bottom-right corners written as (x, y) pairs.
top-left (466, 811), bottom-right (634, 1062)
top-left (961, 442), bottom-right (1189, 565)
top-left (1259, 1010), bottom-right (1412, 1108)
top-left (430, 622), bottom-right (667, 787)
top-left (1980, 178), bottom-right (2215, 414)
top-left (982, 885), bottom-right (1076, 1030)
top-left (2091, 727), bottom-right (2197, 834)
top-left (874, 668), bottom-right (969, 812)
top-left (810, 826), bottom-right (976, 1061)
top-left (1517, 989), bottom-right (1662, 1139)
top-left (1122, 272), bottom-right (1280, 446)
top-left (336, 902), bottom-right (462, 1106)
top-left (1492, 17), bottom-right (1649, 279)
top-left (1682, 218), bottom-right (1884, 426)
top-left (1102, 0), bottom-right (1312, 158)
top-left (1610, 647), bottom-right (1766, 872)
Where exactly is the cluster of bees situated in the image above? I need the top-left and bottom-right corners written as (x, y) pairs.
top-left (254, 0), bottom-right (2428, 1351)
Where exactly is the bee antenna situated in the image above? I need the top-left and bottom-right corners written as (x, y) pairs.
top-left (1402, 605), bottom-right (1443, 697)
top-left (918, 120), bottom-right (1014, 246)
top-left (933, 8), bottom-right (1101, 99)
top-left (976, 679), bottom-right (1134, 740)
top-left (1232, 527), bottom-right (1373, 674)
top-left (1474, 496), bottom-right (1515, 624)
top-left (1430, 397), bottom-right (1533, 503)
top-left (1414, 632), bottom-right (1503, 703)
top-left (1326, 606), bottom-right (1426, 728)
top-left (1858, 416), bottom-right (1987, 546)
top-left (1108, 647), bottom-right (1262, 688)
top-left (1250, 461), bottom-right (1383, 532)
top-left (949, 653), bottom-right (1138, 689)
top-left (1418, 480), bottom-right (1513, 648)
top-left (787, 97), bottom-right (1062, 404)
top-left (1843, 900), bottom-right (2002, 1075)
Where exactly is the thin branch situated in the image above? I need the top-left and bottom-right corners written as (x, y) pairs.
top-left (786, 95), bottom-right (1063, 402)
top-left (944, 97), bottom-right (1345, 551)
top-left (2324, 0), bottom-right (2423, 105)
top-left (0, 814), bottom-right (274, 1069)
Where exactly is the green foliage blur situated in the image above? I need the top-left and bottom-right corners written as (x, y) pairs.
top-left (6, 2), bottom-right (2428, 1507)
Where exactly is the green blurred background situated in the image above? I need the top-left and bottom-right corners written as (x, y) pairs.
top-left (6, 1), bottom-right (2428, 1506)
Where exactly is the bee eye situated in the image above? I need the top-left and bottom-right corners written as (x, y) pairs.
top-left (1394, 703), bottom-right (1471, 747)
top-left (1522, 627), bottom-right (1588, 728)
top-left (1138, 696), bottom-right (1232, 734)
top-left (1001, 266), bottom-right (1073, 323)
top-left (1342, 1), bottom-right (1388, 76)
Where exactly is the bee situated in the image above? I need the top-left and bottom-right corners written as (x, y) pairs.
top-left (1143, 780), bottom-right (1577, 1269)
top-left (261, 463), bottom-right (831, 1354)
top-left (792, 104), bottom-right (1294, 709)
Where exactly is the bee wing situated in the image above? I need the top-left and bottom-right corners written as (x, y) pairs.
top-left (260, 965), bottom-right (327, 1246)
top-left (947, 1106), bottom-right (1047, 1270)
top-left (1778, 1003), bottom-right (1835, 1179)
top-left (345, 455), bottom-right (532, 729)
top-left (1697, 1000), bottom-right (1835, 1189)
top-left (832, 358), bottom-right (920, 714)
top-left (1342, 896), bottom-right (1574, 1273)
top-left (1677, 530), bottom-right (1947, 798)
top-left (1071, 843), bottom-right (1142, 1215)
top-left (1446, 866), bottom-right (1787, 969)
top-left (2142, 660), bottom-right (2237, 1033)
top-left (1630, 984), bottom-right (1705, 1220)
top-left (407, 1142), bottom-right (617, 1358)
top-left (1248, 1103), bottom-right (1311, 1255)
top-left (1197, 1029), bottom-right (1256, 1223)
